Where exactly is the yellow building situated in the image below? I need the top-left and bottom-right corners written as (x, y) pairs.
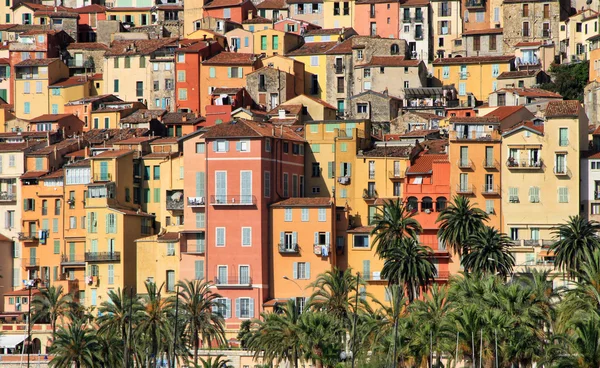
top-left (14, 58), bottom-right (70, 119)
top-left (288, 42), bottom-right (336, 100)
top-left (90, 101), bottom-right (145, 130)
top-left (448, 116), bottom-right (502, 230)
top-left (432, 55), bottom-right (515, 102)
top-left (562, 8), bottom-right (598, 62)
top-left (253, 29), bottom-right (303, 56)
top-left (268, 198), bottom-right (336, 310)
top-left (322, 0), bottom-right (355, 29)
top-left (501, 100), bottom-right (587, 274)
top-left (135, 232), bottom-right (181, 294)
top-left (276, 94), bottom-right (337, 123)
top-left (105, 7), bottom-right (152, 27)
top-left (49, 78), bottom-right (93, 115)
top-left (85, 149), bottom-right (154, 306)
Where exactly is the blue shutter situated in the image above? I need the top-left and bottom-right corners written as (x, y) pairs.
top-left (293, 262), bottom-right (298, 279)
top-left (249, 298), bottom-right (254, 318)
top-left (235, 298), bottom-right (240, 318)
top-left (306, 262), bottom-right (310, 279)
top-left (196, 172), bottom-right (205, 197)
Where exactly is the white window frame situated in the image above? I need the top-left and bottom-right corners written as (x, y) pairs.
top-left (241, 227), bottom-right (252, 247)
top-left (216, 227), bottom-right (226, 247)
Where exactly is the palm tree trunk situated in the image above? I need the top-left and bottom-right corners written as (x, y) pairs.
top-left (193, 325), bottom-right (199, 366)
top-left (292, 346), bottom-right (298, 368)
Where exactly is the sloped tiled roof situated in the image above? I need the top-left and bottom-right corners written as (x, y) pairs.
top-left (462, 28), bottom-right (503, 35)
top-left (271, 197), bottom-right (332, 206)
top-left (257, 0), bottom-right (287, 8)
top-left (71, 4), bottom-right (106, 12)
top-left (105, 38), bottom-right (177, 56)
top-left (361, 146), bottom-right (412, 157)
top-left (545, 100), bottom-right (581, 118)
top-left (356, 56), bottom-right (421, 68)
top-left (484, 105), bottom-right (529, 121)
top-left (120, 109), bottom-right (167, 123)
top-left (204, 0), bottom-right (245, 8)
top-left (433, 55), bottom-right (515, 65)
top-left (496, 87), bottom-right (562, 98)
top-left (286, 41), bottom-right (337, 55)
top-left (15, 58), bottom-right (60, 67)
top-left (29, 113), bottom-right (73, 122)
top-left (243, 16), bottom-right (273, 24)
top-left (67, 42), bottom-right (110, 50)
top-left (203, 52), bottom-right (257, 65)
top-left (496, 70), bottom-right (538, 79)
top-left (449, 116), bottom-right (499, 124)
top-left (407, 154), bottom-right (448, 174)
top-left (50, 77), bottom-right (89, 88)
top-left (203, 119), bottom-right (305, 141)
top-left (400, 129), bottom-right (439, 137)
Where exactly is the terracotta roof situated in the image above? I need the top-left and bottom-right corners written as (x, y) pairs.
top-left (152, 137), bottom-right (179, 144)
top-left (50, 77), bottom-right (89, 88)
top-left (302, 95), bottom-right (336, 110)
top-left (71, 4), bottom-right (106, 12)
top-left (203, 52), bottom-right (257, 65)
top-left (271, 197), bottom-right (332, 206)
top-left (462, 28), bottom-right (503, 35)
top-left (496, 87), bottom-right (562, 98)
top-left (21, 171), bottom-right (47, 179)
top-left (496, 70), bottom-right (538, 79)
top-left (15, 58), bottom-right (60, 67)
top-left (67, 42), bottom-right (110, 50)
top-left (203, 119), bottom-right (305, 141)
top-left (83, 128), bottom-right (149, 145)
top-left (142, 152), bottom-right (178, 159)
top-left (484, 105), bottom-right (529, 121)
top-left (357, 0), bottom-right (400, 4)
top-left (212, 87), bottom-right (244, 94)
top-left (157, 232), bottom-right (180, 242)
top-left (325, 38), bottom-right (354, 54)
top-left (449, 116), bottom-right (499, 123)
top-left (407, 153), bottom-right (448, 174)
top-left (65, 159), bottom-right (90, 167)
top-left (18, 29), bottom-right (62, 35)
top-left (65, 94), bottom-right (120, 105)
top-left (357, 56), bottom-right (420, 68)
top-left (28, 139), bottom-right (81, 155)
top-left (400, 0), bottom-right (429, 6)
top-left (203, 0), bottom-right (245, 8)
top-left (361, 146), bottom-right (412, 157)
top-left (432, 55), bottom-right (515, 65)
top-left (421, 139), bottom-right (448, 154)
top-left (34, 10), bottom-right (78, 17)
top-left (287, 41), bottom-right (337, 55)
top-left (0, 24), bottom-right (16, 31)
top-left (113, 136), bottom-right (157, 144)
top-left (505, 120), bottom-right (544, 135)
top-left (0, 142), bottom-right (37, 152)
top-left (305, 27), bottom-right (352, 36)
top-left (108, 206), bottom-right (154, 217)
top-left (29, 113), bottom-right (73, 122)
top-left (106, 6), bottom-right (151, 11)
top-left (120, 109), bottom-right (166, 123)
top-left (105, 38), bottom-right (177, 57)
top-left (156, 4), bottom-right (184, 10)
top-left (243, 16), bottom-right (273, 24)
top-left (347, 226), bottom-right (374, 233)
top-left (514, 41), bottom-right (542, 47)
top-left (545, 100), bottom-right (581, 118)
top-left (91, 149), bottom-right (135, 159)
top-left (41, 168), bottom-right (64, 179)
top-left (400, 129), bottom-right (440, 137)
top-left (413, 112), bottom-right (442, 120)
top-left (0, 58), bottom-right (9, 65)
top-left (257, 0), bottom-right (287, 8)
top-left (162, 112), bottom-right (205, 124)
top-left (351, 89), bottom-right (402, 101)
top-left (65, 148), bottom-right (87, 158)
top-left (268, 104), bottom-right (303, 115)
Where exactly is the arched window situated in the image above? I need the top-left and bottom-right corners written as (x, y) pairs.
top-left (407, 196), bottom-right (418, 212)
top-left (436, 196), bottom-right (447, 212)
top-left (422, 197), bottom-right (433, 212)
top-left (391, 44), bottom-right (400, 55)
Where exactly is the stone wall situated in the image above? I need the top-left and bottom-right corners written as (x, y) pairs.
top-left (502, 1), bottom-right (560, 53)
top-left (246, 67), bottom-right (292, 110)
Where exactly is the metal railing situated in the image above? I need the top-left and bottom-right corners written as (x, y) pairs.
top-left (85, 251), bottom-right (121, 262)
top-left (506, 159), bottom-right (543, 169)
top-left (0, 192), bottom-right (16, 201)
top-left (210, 195), bottom-right (256, 205)
top-left (456, 184), bottom-right (475, 194)
top-left (388, 170), bottom-right (405, 179)
top-left (457, 159), bottom-right (473, 169)
top-left (278, 243), bottom-right (299, 253)
top-left (482, 159), bottom-right (499, 169)
top-left (92, 173), bottom-right (112, 182)
top-left (23, 258), bottom-right (39, 267)
top-left (166, 191), bottom-right (184, 210)
top-left (18, 232), bottom-right (38, 241)
top-left (482, 184), bottom-right (499, 194)
top-left (214, 273), bottom-right (252, 286)
top-left (61, 254), bottom-right (86, 264)
top-left (187, 197), bottom-right (206, 207)
top-left (362, 189), bottom-right (378, 200)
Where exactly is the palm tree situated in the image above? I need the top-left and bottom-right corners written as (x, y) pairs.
top-left (461, 226), bottom-right (515, 277)
top-left (559, 249), bottom-right (600, 326)
top-left (296, 311), bottom-right (344, 368)
top-left (177, 279), bottom-right (226, 366)
top-left (371, 198), bottom-right (422, 255)
top-left (49, 319), bottom-right (100, 368)
top-left (551, 215), bottom-right (600, 277)
top-left (31, 285), bottom-right (73, 342)
top-left (551, 316), bottom-right (600, 368)
top-left (195, 355), bottom-right (231, 367)
top-left (380, 237), bottom-right (436, 302)
top-left (248, 299), bottom-right (302, 368)
top-left (137, 281), bottom-right (174, 368)
top-left (96, 329), bottom-right (124, 367)
top-left (308, 268), bottom-right (363, 328)
top-left (437, 196), bottom-right (489, 257)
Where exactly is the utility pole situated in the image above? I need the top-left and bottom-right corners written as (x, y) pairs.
top-left (171, 285), bottom-right (180, 368)
top-left (351, 272), bottom-right (359, 368)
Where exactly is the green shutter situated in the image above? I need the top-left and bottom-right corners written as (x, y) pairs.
top-left (53, 240), bottom-right (60, 254)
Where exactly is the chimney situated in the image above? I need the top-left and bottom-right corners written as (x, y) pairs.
top-left (203, 34), bottom-right (207, 41)
top-left (248, 10), bottom-right (253, 19)
top-left (383, 87), bottom-right (388, 95)
top-left (182, 115), bottom-right (187, 122)
top-left (278, 109), bottom-right (286, 119)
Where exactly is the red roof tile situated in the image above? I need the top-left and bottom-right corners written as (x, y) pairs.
top-left (114, 136), bottom-right (158, 144)
top-left (462, 28), bottom-right (503, 35)
top-left (305, 27), bottom-right (352, 36)
top-left (484, 105), bottom-right (529, 121)
top-left (15, 58), bottom-right (60, 67)
top-left (203, 119), bottom-right (305, 141)
top-left (271, 197), bottom-right (332, 206)
top-left (243, 16), bottom-right (273, 23)
top-left (505, 120), bottom-right (544, 135)
top-left (204, 0), bottom-right (245, 8)
top-left (71, 4), bottom-right (106, 12)
top-left (50, 77), bottom-right (89, 88)
top-left (407, 153), bottom-right (448, 174)
top-left (433, 55), bottom-right (515, 65)
top-left (286, 41), bottom-right (337, 55)
top-left (361, 146), bottom-right (412, 157)
top-left (29, 113), bottom-right (73, 122)
top-left (496, 87), bottom-right (562, 98)
top-left (257, 0), bottom-right (287, 8)
top-left (496, 70), bottom-right (538, 79)
top-left (515, 41), bottom-right (542, 47)
top-left (105, 38), bottom-right (177, 56)
top-left (203, 52), bottom-right (257, 65)
top-left (545, 100), bottom-right (581, 118)
top-left (357, 56), bottom-right (421, 68)
top-left (449, 116), bottom-right (499, 123)
top-left (106, 6), bottom-right (151, 11)
top-left (400, 129), bottom-right (440, 137)
top-left (91, 149), bottom-right (135, 158)
top-left (67, 42), bottom-right (110, 50)
top-left (400, 0), bottom-right (429, 6)
top-left (21, 171), bottom-right (47, 179)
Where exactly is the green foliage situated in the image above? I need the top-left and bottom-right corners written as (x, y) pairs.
top-left (539, 61), bottom-right (589, 101)
top-left (237, 320), bottom-right (252, 349)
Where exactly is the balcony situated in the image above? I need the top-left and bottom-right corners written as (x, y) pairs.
top-left (415, 33), bottom-right (424, 40)
top-left (18, 232), bottom-right (39, 242)
top-left (334, 65), bottom-right (344, 74)
top-left (363, 272), bottom-right (385, 281)
top-left (402, 16), bottom-right (411, 23)
top-left (92, 173), bottom-right (112, 182)
top-left (22, 258), bottom-right (39, 268)
top-left (466, 0), bottom-right (484, 8)
top-left (388, 170), bottom-right (405, 180)
top-left (457, 159), bottom-right (474, 169)
top-left (61, 254), bottom-right (86, 267)
top-left (523, 239), bottom-right (540, 247)
top-left (0, 192), bottom-right (16, 202)
top-left (456, 184), bottom-right (475, 195)
top-left (214, 273), bottom-right (252, 288)
top-left (210, 195), bottom-right (256, 205)
top-left (166, 190), bottom-right (184, 210)
top-left (483, 159), bottom-right (499, 170)
top-left (85, 251), bottom-right (121, 262)
top-left (481, 184), bottom-right (499, 195)
top-left (415, 15), bottom-right (423, 22)
top-left (554, 166), bottom-right (571, 177)
top-left (187, 196), bottom-right (206, 207)
top-left (506, 159), bottom-right (543, 170)
top-left (435, 270), bottom-right (450, 280)
top-left (362, 188), bottom-right (378, 201)
top-left (450, 131), bottom-right (500, 141)
top-left (337, 176), bottom-right (351, 185)
top-left (278, 243), bottom-right (299, 254)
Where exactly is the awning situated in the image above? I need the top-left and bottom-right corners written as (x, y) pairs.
top-left (0, 335), bottom-right (27, 349)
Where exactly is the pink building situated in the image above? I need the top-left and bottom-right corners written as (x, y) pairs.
top-left (203, 0), bottom-right (257, 24)
top-left (73, 4), bottom-right (107, 42)
top-left (274, 18), bottom-right (322, 35)
top-left (354, 0), bottom-right (400, 38)
top-left (197, 119), bottom-right (305, 329)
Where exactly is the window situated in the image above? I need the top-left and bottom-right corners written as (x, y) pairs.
top-left (237, 297), bottom-right (253, 319)
top-left (264, 171), bottom-right (271, 197)
top-left (357, 103), bottom-right (368, 114)
top-left (108, 265), bottom-right (114, 285)
top-left (166, 242), bottom-right (175, 256)
top-left (196, 143), bottom-right (205, 154)
top-left (558, 187), bottom-right (568, 203)
top-left (318, 208), bottom-right (327, 222)
top-left (485, 200), bottom-right (494, 214)
top-left (166, 270), bottom-right (175, 292)
top-left (24, 102), bottom-right (30, 114)
top-left (293, 262), bottom-right (310, 279)
top-left (510, 228), bottom-right (519, 241)
top-left (214, 140), bottom-right (229, 152)
top-left (69, 216), bottom-right (76, 229)
top-left (114, 79), bottom-right (119, 93)
top-left (136, 81), bottom-right (143, 97)
top-left (522, 3), bottom-right (529, 16)
top-left (312, 162), bottom-right (320, 177)
top-left (364, 68), bottom-right (371, 78)
top-left (559, 128), bottom-right (568, 146)
top-left (216, 227), bottom-right (226, 246)
top-left (523, 22), bottom-right (530, 37)
top-left (509, 187), bottom-right (519, 203)
top-left (242, 227), bottom-right (252, 246)
top-left (214, 297), bottom-right (230, 318)
top-left (529, 187), bottom-right (540, 203)
top-left (353, 235), bottom-right (369, 248)
top-left (473, 35), bottom-right (480, 51)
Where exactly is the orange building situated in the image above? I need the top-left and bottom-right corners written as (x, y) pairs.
top-left (354, 0), bottom-right (400, 38)
top-left (199, 52), bottom-right (261, 116)
top-left (64, 95), bottom-right (123, 131)
top-left (268, 198), bottom-right (336, 311)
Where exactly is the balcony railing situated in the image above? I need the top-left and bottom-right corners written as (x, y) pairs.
top-left (553, 166), bottom-right (570, 176)
top-left (0, 192), bottom-right (16, 201)
top-left (388, 170), bottom-right (405, 179)
top-left (481, 184), bottom-right (499, 195)
top-left (278, 243), bottom-right (299, 253)
top-left (363, 272), bottom-right (385, 281)
top-left (507, 159), bottom-right (543, 170)
top-left (483, 159), bottom-right (499, 170)
top-left (457, 159), bottom-right (473, 169)
top-left (166, 190), bottom-right (184, 210)
top-left (456, 184), bottom-right (475, 194)
top-left (334, 65), bottom-right (344, 74)
top-left (362, 189), bottom-right (378, 200)
top-left (85, 251), bottom-right (121, 262)
top-left (92, 173), bottom-right (112, 182)
top-left (210, 195), bottom-right (256, 205)
top-left (466, 0), bottom-right (484, 8)
top-left (402, 16), bottom-right (411, 22)
top-left (187, 196), bottom-right (206, 207)
top-left (18, 232), bottom-right (39, 241)
top-left (214, 273), bottom-right (252, 287)
top-left (337, 176), bottom-right (351, 185)
top-left (61, 254), bottom-right (86, 265)
top-left (451, 131), bottom-right (500, 141)
top-left (23, 258), bottom-right (39, 268)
